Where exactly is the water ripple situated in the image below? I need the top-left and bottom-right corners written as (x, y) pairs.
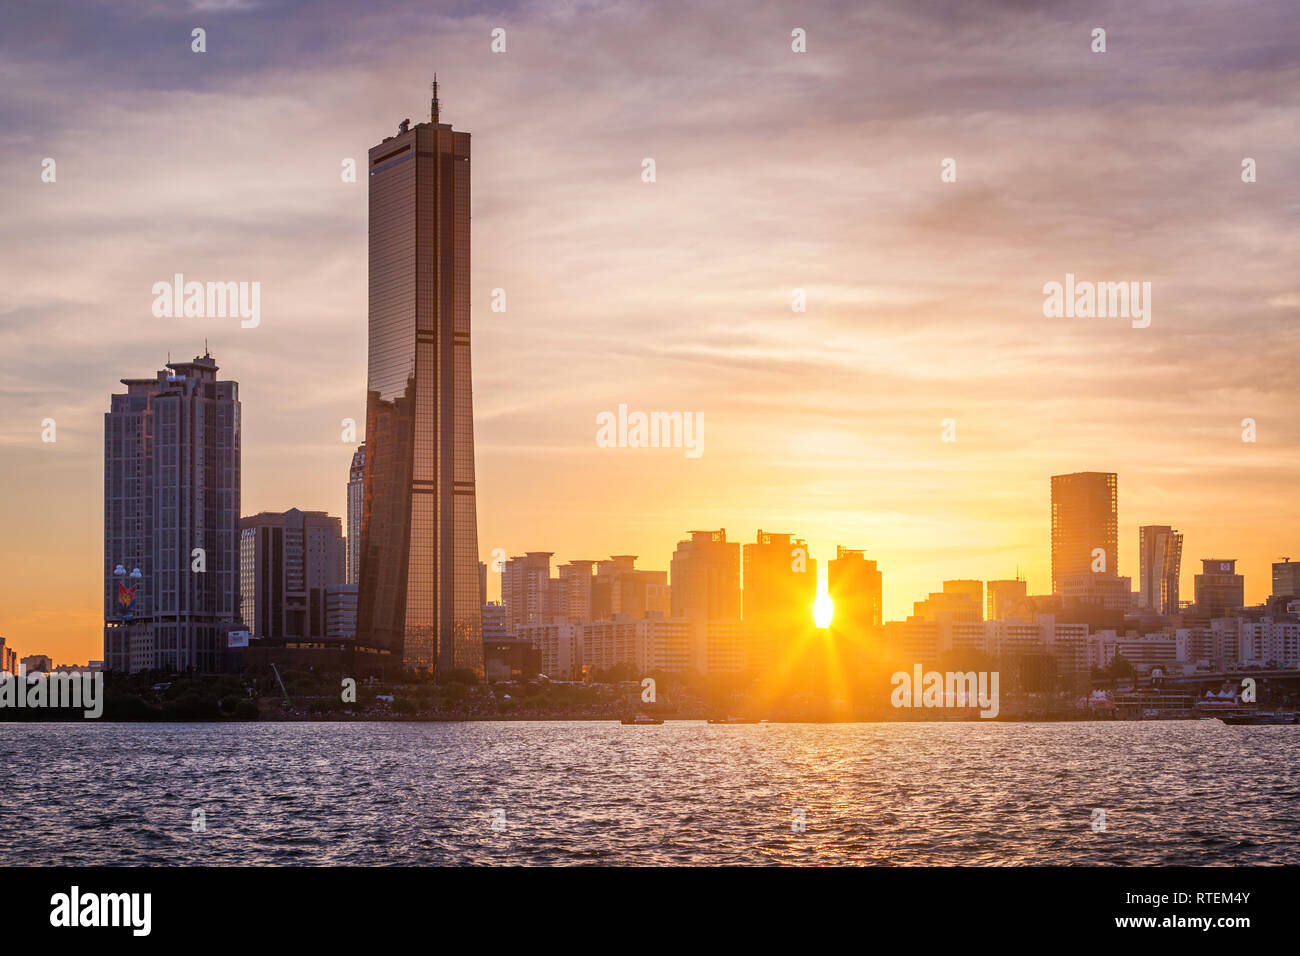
top-left (0, 720), bottom-right (1295, 865)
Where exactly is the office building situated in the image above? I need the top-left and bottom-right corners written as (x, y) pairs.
top-left (986, 579), bottom-right (1029, 621)
top-left (1059, 573), bottom-right (1136, 611)
top-left (482, 601), bottom-right (510, 640)
top-left (913, 580), bottom-right (984, 623)
top-left (356, 82), bottom-right (482, 675)
top-left (1271, 559), bottom-right (1300, 605)
top-left (326, 584), bottom-right (359, 641)
top-left (1138, 525), bottom-right (1182, 615)
top-left (1050, 472), bottom-right (1118, 593)
top-left (1195, 559), bottom-right (1244, 619)
top-left (239, 509), bottom-right (345, 642)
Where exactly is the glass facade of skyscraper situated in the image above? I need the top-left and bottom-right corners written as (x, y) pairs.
top-left (357, 107), bottom-right (482, 676)
top-left (1050, 472), bottom-right (1118, 594)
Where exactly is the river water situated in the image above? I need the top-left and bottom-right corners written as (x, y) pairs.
top-left (1, 720), bottom-right (1295, 865)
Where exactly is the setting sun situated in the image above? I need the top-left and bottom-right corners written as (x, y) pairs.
top-left (813, 592), bottom-right (834, 629)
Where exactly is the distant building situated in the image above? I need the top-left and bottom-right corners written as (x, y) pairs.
top-left (502, 552), bottom-right (556, 628)
top-left (326, 584), bottom-right (358, 641)
top-left (1138, 525), bottom-right (1182, 615)
top-left (557, 560), bottom-right (597, 621)
top-left (346, 443), bottom-right (364, 585)
top-left (1194, 559), bottom-right (1244, 619)
top-left (670, 530), bottom-right (740, 621)
top-left (1090, 630), bottom-right (1185, 674)
top-left (1050, 472), bottom-right (1118, 593)
top-left (515, 621), bottom-right (581, 680)
top-left (743, 529), bottom-right (816, 622)
top-left (20, 654), bottom-right (52, 673)
top-left (913, 580), bottom-right (984, 623)
top-left (1271, 559), bottom-right (1300, 606)
top-left (1059, 573), bottom-right (1136, 611)
top-left (581, 615), bottom-right (695, 676)
top-left (482, 602), bottom-right (510, 640)
top-left (239, 509), bottom-right (345, 642)
top-left (103, 351), bottom-right (241, 674)
top-left (483, 637), bottom-right (540, 682)
top-left (0, 637), bottom-right (16, 674)
top-left (1235, 618), bottom-right (1300, 669)
top-left (986, 579), bottom-right (1029, 621)
top-left (591, 556), bottom-right (668, 620)
top-left (828, 547), bottom-right (882, 636)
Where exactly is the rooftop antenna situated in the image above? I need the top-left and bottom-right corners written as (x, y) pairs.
top-left (430, 75), bottom-right (440, 123)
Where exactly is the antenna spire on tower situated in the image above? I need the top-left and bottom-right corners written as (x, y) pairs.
top-left (430, 75), bottom-right (440, 123)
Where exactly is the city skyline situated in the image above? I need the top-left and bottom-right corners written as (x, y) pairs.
top-left (3, 1), bottom-right (1299, 663)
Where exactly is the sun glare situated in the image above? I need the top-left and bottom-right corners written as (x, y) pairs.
top-left (813, 592), bottom-right (834, 629)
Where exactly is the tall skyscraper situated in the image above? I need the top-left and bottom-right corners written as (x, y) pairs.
top-left (670, 529), bottom-right (740, 621)
top-left (742, 530), bottom-right (817, 632)
top-left (1050, 472), bottom-right (1118, 593)
top-left (357, 82), bottom-right (482, 676)
top-left (827, 547), bottom-right (882, 637)
top-left (1138, 525), bottom-right (1183, 614)
top-left (346, 442), bottom-right (365, 585)
top-left (239, 509), bottom-right (345, 642)
top-left (103, 351), bottom-right (240, 673)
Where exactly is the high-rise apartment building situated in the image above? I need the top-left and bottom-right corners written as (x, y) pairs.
top-left (103, 352), bottom-right (240, 673)
top-left (356, 83), bottom-right (482, 676)
top-left (1050, 472), bottom-right (1118, 593)
top-left (557, 560), bottom-right (597, 621)
top-left (346, 443), bottom-right (365, 585)
top-left (670, 529), bottom-right (740, 621)
top-left (827, 547), bottom-right (882, 637)
top-left (239, 509), bottom-right (345, 642)
top-left (591, 556), bottom-right (669, 620)
top-left (1138, 525), bottom-right (1182, 615)
top-left (502, 552), bottom-right (556, 629)
top-left (742, 530), bottom-right (817, 632)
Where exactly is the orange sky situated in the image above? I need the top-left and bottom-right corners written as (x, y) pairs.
top-left (2, 1), bottom-right (1298, 663)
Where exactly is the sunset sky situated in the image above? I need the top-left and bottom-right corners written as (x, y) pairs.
top-left (2, 0), bottom-right (1298, 663)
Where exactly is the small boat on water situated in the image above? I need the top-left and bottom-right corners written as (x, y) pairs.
top-left (620, 713), bottom-right (664, 725)
top-left (706, 716), bottom-right (760, 724)
top-left (1218, 712), bottom-right (1299, 725)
